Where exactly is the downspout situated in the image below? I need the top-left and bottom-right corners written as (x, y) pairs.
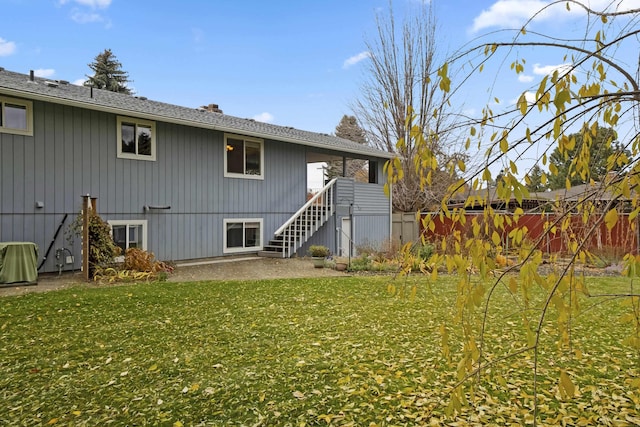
top-left (349, 203), bottom-right (354, 260)
top-left (389, 182), bottom-right (393, 245)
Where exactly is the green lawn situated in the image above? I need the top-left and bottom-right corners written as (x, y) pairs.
top-left (1, 276), bottom-right (638, 426)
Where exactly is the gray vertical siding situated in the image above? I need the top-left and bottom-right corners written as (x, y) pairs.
top-left (1, 100), bottom-right (309, 272)
top-left (299, 216), bottom-right (337, 257)
top-left (352, 182), bottom-right (391, 251)
top-left (1, 99), bottom-right (390, 273)
top-left (297, 178), bottom-right (391, 256)
top-left (352, 215), bottom-right (390, 251)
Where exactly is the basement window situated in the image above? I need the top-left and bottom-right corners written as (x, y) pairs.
top-left (108, 220), bottom-right (148, 261)
top-left (224, 134), bottom-right (264, 179)
top-left (223, 219), bottom-right (263, 253)
top-left (0, 96), bottom-right (33, 136)
top-left (117, 116), bottom-right (156, 161)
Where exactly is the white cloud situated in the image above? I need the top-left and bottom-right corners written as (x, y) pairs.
top-left (253, 112), bottom-right (274, 123)
top-left (510, 63), bottom-right (572, 103)
top-left (60, 0), bottom-right (111, 8)
top-left (77, 0), bottom-right (111, 8)
top-left (524, 91), bottom-right (537, 104)
top-left (471, 0), bottom-right (549, 32)
top-left (533, 62), bottom-right (573, 76)
top-left (71, 10), bottom-right (103, 23)
top-left (61, 0), bottom-right (111, 25)
top-left (587, 0), bottom-right (640, 12)
top-left (343, 51), bottom-right (370, 69)
top-left (34, 69), bottom-right (56, 78)
top-left (0, 37), bottom-right (17, 56)
top-left (509, 91), bottom-right (537, 106)
top-left (72, 78), bottom-right (86, 86)
top-left (472, 0), bottom-right (640, 32)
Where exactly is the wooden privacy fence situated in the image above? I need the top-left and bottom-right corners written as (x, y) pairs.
top-left (420, 211), bottom-right (640, 255)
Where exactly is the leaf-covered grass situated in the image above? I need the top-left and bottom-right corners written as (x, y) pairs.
top-left (1, 276), bottom-right (638, 425)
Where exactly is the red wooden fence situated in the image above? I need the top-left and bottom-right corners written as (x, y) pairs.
top-left (420, 212), bottom-right (639, 255)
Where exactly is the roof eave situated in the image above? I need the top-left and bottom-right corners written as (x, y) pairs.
top-left (0, 86), bottom-right (395, 160)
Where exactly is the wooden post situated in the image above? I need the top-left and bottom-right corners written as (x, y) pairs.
top-left (82, 195), bottom-right (90, 281)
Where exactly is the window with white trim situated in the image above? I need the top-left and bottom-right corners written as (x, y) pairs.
top-left (224, 134), bottom-right (264, 179)
top-left (117, 116), bottom-right (156, 161)
top-left (108, 220), bottom-right (148, 261)
top-left (223, 219), bottom-right (263, 253)
top-left (0, 96), bottom-right (33, 136)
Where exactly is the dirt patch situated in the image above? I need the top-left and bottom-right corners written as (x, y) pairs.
top-left (168, 256), bottom-right (346, 282)
top-left (0, 257), bottom-right (347, 297)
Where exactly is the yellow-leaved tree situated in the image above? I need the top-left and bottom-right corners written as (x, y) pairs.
top-left (386, 1), bottom-right (640, 424)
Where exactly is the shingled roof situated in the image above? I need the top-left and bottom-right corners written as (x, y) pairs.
top-left (0, 68), bottom-right (393, 159)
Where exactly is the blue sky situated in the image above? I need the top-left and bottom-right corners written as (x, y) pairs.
top-left (0, 2), bottom-right (599, 130)
top-left (1, 0), bottom-right (638, 154)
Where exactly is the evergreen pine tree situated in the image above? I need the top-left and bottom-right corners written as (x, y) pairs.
top-left (526, 164), bottom-right (547, 192)
top-left (84, 49), bottom-right (132, 94)
top-left (326, 115), bottom-right (368, 181)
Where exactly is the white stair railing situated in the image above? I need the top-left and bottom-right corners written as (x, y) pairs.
top-left (274, 178), bottom-right (337, 257)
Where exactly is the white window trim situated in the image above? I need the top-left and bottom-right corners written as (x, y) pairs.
top-left (223, 133), bottom-right (264, 180)
top-left (117, 116), bottom-right (156, 161)
top-left (0, 96), bottom-right (33, 136)
top-left (223, 218), bottom-right (263, 254)
top-left (107, 219), bottom-right (148, 262)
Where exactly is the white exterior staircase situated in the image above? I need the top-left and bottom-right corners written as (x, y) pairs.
top-left (259, 178), bottom-right (336, 258)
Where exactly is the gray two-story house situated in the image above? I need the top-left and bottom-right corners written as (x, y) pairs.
top-left (0, 68), bottom-right (394, 273)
